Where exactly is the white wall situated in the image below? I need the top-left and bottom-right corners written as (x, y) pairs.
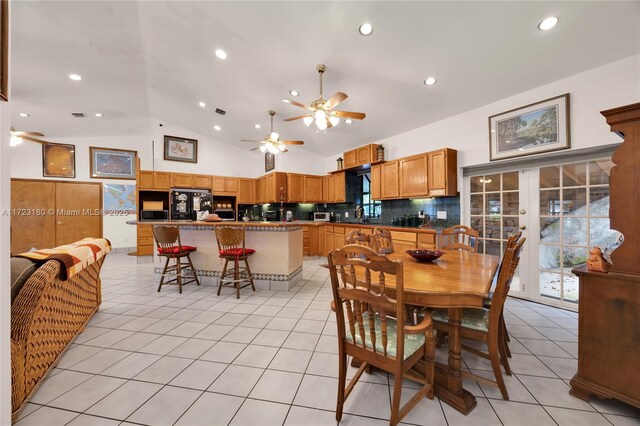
top-left (325, 54), bottom-right (640, 173)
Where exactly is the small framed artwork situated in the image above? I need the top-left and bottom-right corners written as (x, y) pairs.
top-left (489, 93), bottom-right (570, 161)
top-left (164, 135), bottom-right (197, 163)
top-left (265, 152), bottom-right (275, 172)
top-left (43, 143), bottom-right (75, 178)
top-left (89, 147), bottom-right (137, 180)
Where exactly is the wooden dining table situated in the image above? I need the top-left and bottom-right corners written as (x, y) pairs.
top-left (361, 250), bottom-right (499, 414)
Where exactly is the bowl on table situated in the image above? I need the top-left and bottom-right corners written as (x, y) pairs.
top-left (406, 249), bottom-right (445, 262)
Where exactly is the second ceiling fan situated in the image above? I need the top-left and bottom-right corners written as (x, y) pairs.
top-left (283, 64), bottom-right (366, 131)
top-left (241, 110), bottom-right (303, 154)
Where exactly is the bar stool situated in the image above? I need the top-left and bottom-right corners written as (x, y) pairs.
top-left (215, 227), bottom-right (256, 299)
top-left (153, 225), bottom-right (200, 294)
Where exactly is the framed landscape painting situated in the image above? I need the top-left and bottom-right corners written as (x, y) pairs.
top-left (164, 135), bottom-right (197, 163)
top-left (489, 93), bottom-right (570, 161)
top-left (90, 147), bottom-right (137, 180)
top-left (43, 143), bottom-right (75, 178)
top-left (265, 152), bottom-right (275, 172)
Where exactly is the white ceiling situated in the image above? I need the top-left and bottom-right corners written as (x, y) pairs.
top-left (11, 1), bottom-right (640, 157)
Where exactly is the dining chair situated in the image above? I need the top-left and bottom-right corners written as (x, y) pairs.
top-left (431, 237), bottom-right (526, 400)
top-left (371, 228), bottom-right (394, 254)
top-left (328, 244), bottom-right (436, 426)
top-left (153, 225), bottom-right (200, 294)
top-left (345, 229), bottom-right (372, 248)
top-left (441, 225), bottom-right (479, 253)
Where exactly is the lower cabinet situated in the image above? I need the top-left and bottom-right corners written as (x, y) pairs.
top-left (137, 224), bottom-right (154, 256)
top-left (302, 225), bottom-right (320, 256)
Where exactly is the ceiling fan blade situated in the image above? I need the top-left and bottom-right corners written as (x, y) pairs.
top-left (283, 115), bottom-right (310, 122)
top-left (12, 130), bottom-right (45, 137)
top-left (240, 139), bottom-right (264, 143)
top-left (21, 135), bottom-right (49, 144)
top-left (332, 110), bottom-right (366, 120)
top-left (250, 147), bottom-right (261, 151)
top-left (282, 140), bottom-right (304, 145)
top-left (282, 99), bottom-right (312, 110)
top-left (324, 92), bottom-right (348, 110)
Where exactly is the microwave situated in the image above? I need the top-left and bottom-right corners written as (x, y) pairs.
top-left (214, 208), bottom-right (236, 221)
top-left (140, 210), bottom-right (168, 221)
top-left (313, 212), bottom-right (331, 222)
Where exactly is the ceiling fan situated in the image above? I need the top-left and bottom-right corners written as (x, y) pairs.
top-left (241, 110), bottom-right (304, 154)
top-left (282, 64), bottom-right (366, 131)
top-left (10, 128), bottom-right (48, 146)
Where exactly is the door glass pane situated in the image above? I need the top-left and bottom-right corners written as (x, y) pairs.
top-left (485, 219), bottom-right (501, 240)
top-left (563, 246), bottom-right (588, 269)
top-left (589, 160), bottom-right (613, 185)
top-left (540, 245), bottom-right (561, 269)
top-left (590, 218), bottom-right (622, 254)
top-left (540, 189), bottom-right (561, 215)
top-left (589, 187), bottom-right (609, 216)
top-left (484, 174), bottom-right (501, 192)
top-left (485, 240), bottom-right (502, 256)
top-left (503, 172), bottom-right (519, 191)
top-left (540, 218), bottom-right (560, 243)
top-left (562, 218), bottom-right (588, 245)
top-left (486, 193), bottom-right (501, 216)
top-left (502, 217), bottom-right (519, 239)
top-left (540, 271), bottom-right (561, 299)
top-left (470, 176), bottom-right (484, 193)
top-left (470, 194), bottom-right (483, 215)
top-left (562, 273), bottom-right (579, 302)
top-left (502, 192), bottom-right (519, 215)
top-left (540, 166), bottom-right (560, 188)
top-left (563, 163), bottom-right (587, 186)
top-left (562, 188), bottom-right (587, 216)
top-left (470, 217), bottom-right (483, 237)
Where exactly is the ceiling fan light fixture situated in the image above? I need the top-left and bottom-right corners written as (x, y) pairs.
top-left (267, 144), bottom-right (279, 154)
top-left (329, 116), bottom-right (340, 127)
top-left (259, 145), bottom-right (267, 153)
top-left (10, 135), bottom-right (23, 147)
top-left (270, 131), bottom-right (280, 141)
top-left (303, 116), bottom-right (313, 127)
top-left (277, 144), bottom-right (286, 152)
top-left (316, 117), bottom-right (328, 131)
top-left (314, 110), bottom-right (326, 121)
top-left (359, 23), bottom-right (373, 36)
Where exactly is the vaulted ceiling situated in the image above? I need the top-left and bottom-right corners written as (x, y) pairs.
top-left (11, 1), bottom-right (640, 157)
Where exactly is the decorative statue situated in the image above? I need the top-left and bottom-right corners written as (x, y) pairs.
top-left (587, 246), bottom-right (611, 273)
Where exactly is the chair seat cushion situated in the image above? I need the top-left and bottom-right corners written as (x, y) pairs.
top-left (432, 308), bottom-right (490, 332)
top-left (219, 248), bottom-right (256, 257)
top-left (157, 245), bottom-right (197, 255)
top-left (11, 257), bottom-right (39, 303)
top-left (344, 313), bottom-right (425, 360)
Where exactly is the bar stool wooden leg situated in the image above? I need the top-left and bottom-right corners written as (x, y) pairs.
top-left (244, 258), bottom-right (255, 292)
top-left (176, 256), bottom-right (183, 294)
top-left (187, 255), bottom-right (200, 286)
top-left (218, 259), bottom-right (229, 296)
top-left (158, 257), bottom-right (170, 292)
top-left (235, 258), bottom-right (240, 299)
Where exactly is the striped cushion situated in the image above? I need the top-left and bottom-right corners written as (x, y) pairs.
top-left (158, 245), bottom-right (197, 255)
top-left (432, 308), bottom-right (490, 332)
top-left (219, 248), bottom-right (255, 257)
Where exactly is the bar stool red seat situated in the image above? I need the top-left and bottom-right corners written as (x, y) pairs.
top-left (215, 226), bottom-right (256, 299)
top-left (153, 225), bottom-right (200, 294)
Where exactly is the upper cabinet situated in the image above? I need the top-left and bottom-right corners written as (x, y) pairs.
top-left (340, 144), bottom-right (380, 171)
top-left (192, 174), bottom-right (212, 189)
top-left (260, 172), bottom-right (287, 204)
top-left (428, 148), bottom-right (457, 196)
top-left (371, 164), bottom-right (381, 200)
top-left (381, 161), bottom-right (400, 199)
top-left (139, 171), bottom-right (171, 191)
top-left (171, 173), bottom-right (193, 188)
top-left (287, 173), bottom-right (305, 203)
top-left (399, 154), bottom-right (428, 198)
top-left (237, 178), bottom-right (255, 204)
top-left (303, 175), bottom-right (323, 203)
top-left (212, 176), bottom-right (238, 194)
top-left (325, 171), bottom-right (346, 203)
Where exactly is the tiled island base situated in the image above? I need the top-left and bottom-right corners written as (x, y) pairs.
top-left (152, 225), bottom-right (303, 291)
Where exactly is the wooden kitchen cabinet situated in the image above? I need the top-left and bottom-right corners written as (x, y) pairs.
top-left (304, 175), bottom-right (323, 203)
top-left (287, 173), bottom-right (305, 202)
top-left (138, 171), bottom-right (154, 189)
top-left (381, 161), bottom-right (400, 199)
top-left (262, 172), bottom-right (287, 203)
top-left (371, 164), bottom-right (381, 200)
top-left (139, 171), bottom-right (171, 190)
top-left (302, 225), bottom-right (320, 256)
top-left (428, 148), bottom-right (458, 196)
top-left (322, 175), bottom-right (329, 202)
top-left (237, 178), bottom-right (255, 204)
top-left (318, 225), bottom-right (325, 255)
top-left (212, 176), bottom-right (225, 193)
top-left (323, 226), bottom-right (334, 256)
top-left (192, 174), bottom-right (212, 189)
top-left (356, 144), bottom-right (376, 165)
top-left (334, 172), bottom-right (346, 203)
top-left (225, 177), bottom-right (238, 193)
top-left (343, 149), bottom-right (357, 169)
top-left (171, 173), bottom-right (193, 188)
top-left (418, 233), bottom-right (437, 250)
top-left (399, 154), bottom-right (428, 198)
top-left (212, 176), bottom-right (238, 194)
top-left (137, 224), bottom-right (154, 256)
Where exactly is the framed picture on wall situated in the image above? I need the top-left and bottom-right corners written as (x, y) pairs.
top-left (89, 147), bottom-right (137, 180)
top-left (265, 152), bottom-right (275, 172)
top-left (43, 143), bottom-right (75, 178)
top-left (489, 93), bottom-right (570, 161)
top-left (164, 135), bottom-right (198, 163)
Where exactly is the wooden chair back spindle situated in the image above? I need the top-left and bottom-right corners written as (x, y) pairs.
top-left (153, 226), bottom-right (183, 254)
top-left (215, 227), bottom-right (246, 253)
top-left (371, 228), bottom-right (394, 255)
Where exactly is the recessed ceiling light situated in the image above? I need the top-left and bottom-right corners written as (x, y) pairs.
top-left (68, 73), bottom-right (82, 81)
top-left (359, 23), bottom-right (373, 36)
top-left (424, 77), bottom-right (437, 86)
top-left (214, 49), bottom-right (227, 60)
top-left (198, 101), bottom-right (206, 108)
top-left (538, 16), bottom-right (559, 31)
top-left (345, 119), bottom-right (353, 124)
top-left (254, 124), bottom-right (261, 129)
top-left (18, 113), bottom-right (29, 117)
top-left (213, 125), bottom-right (221, 131)
top-left (95, 113), bottom-right (103, 117)
top-left (289, 90), bottom-right (299, 97)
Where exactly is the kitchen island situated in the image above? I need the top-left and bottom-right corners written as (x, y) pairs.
top-left (131, 221), bottom-right (303, 291)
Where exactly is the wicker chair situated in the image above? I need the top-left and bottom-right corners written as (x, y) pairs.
top-left (11, 257), bottom-right (106, 421)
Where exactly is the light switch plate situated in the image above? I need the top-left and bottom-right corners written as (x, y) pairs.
top-left (437, 211), bottom-right (447, 220)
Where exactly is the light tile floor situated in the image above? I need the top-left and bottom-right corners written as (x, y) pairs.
top-left (15, 254), bottom-right (640, 426)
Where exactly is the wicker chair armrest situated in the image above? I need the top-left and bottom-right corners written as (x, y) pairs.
top-left (11, 338), bottom-right (26, 414)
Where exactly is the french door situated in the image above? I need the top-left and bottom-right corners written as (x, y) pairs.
top-left (465, 158), bottom-right (620, 310)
